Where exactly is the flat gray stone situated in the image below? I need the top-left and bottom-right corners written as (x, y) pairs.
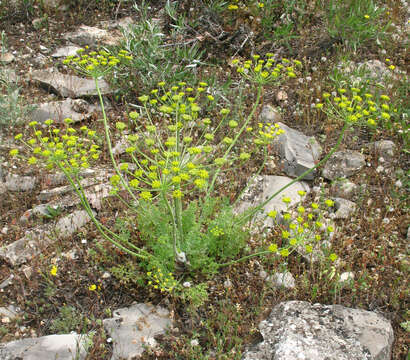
top-left (236, 175), bottom-right (310, 227)
top-left (272, 122), bottom-right (322, 180)
top-left (358, 60), bottom-right (392, 82)
top-left (269, 272), bottom-right (295, 289)
top-left (31, 69), bottom-right (112, 98)
top-left (5, 174), bottom-right (37, 192)
top-left (0, 53), bottom-right (15, 64)
top-left (104, 303), bottom-right (171, 360)
top-left (0, 182), bottom-right (5, 195)
top-left (370, 140), bottom-right (396, 161)
top-left (64, 25), bottom-right (120, 47)
top-left (42, 168), bottom-right (97, 188)
top-left (338, 271), bottom-right (355, 285)
top-left (259, 104), bottom-right (282, 123)
top-left (322, 150), bottom-right (365, 180)
top-left (330, 179), bottom-right (360, 200)
top-left (31, 98), bottom-right (100, 124)
top-left (0, 333), bottom-right (89, 360)
top-left (0, 210), bottom-right (92, 265)
top-left (242, 301), bottom-right (394, 360)
top-left (52, 45), bottom-right (82, 58)
top-left (0, 305), bottom-right (20, 320)
top-left (0, 274), bottom-right (14, 289)
top-left (37, 176), bottom-right (103, 201)
top-left (0, 67), bottom-right (17, 83)
top-left (333, 197), bottom-right (356, 219)
top-left (21, 182), bottom-right (112, 223)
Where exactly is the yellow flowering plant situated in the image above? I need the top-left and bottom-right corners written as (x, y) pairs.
top-left (316, 87), bottom-right (393, 130)
top-left (265, 194), bottom-right (339, 265)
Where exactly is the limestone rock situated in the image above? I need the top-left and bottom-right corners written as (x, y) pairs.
top-left (0, 304), bottom-right (20, 320)
top-left (104, 303), bottom-right (171, 360)
top-left (370, 140), bottom-right (396, 161)
top-left (52, 45), bottom-right (82, 58)
top-left (242, 301), bottom-right (394, 360)
top-left (37, 175), bottom-right (107, 202)
top-left (333, 197), bottom-right (357, 219)
top-left (64, 25), bottom-right (120, 47)
top-left (42, 168), bottom-right (97, 187)
top-left (322, 150), bottom-right (365, 180)
top-left (0, 53), bottom-right (15, 64)
top-left (330, 178), bottom-right (361, 200)
top-left (31, 69), bottom-right (112, 98)
top-left (259, 105), bottom-right (282, 123)
top-left (0, 210), bottom-right (92, 265)
top-left (0, 275), bottom-right (14, 289)
top-left (235, 175), bottom-right (310, 227)
top-left (358, 60), bottom-right (392, 82)
top-left (339, 271), bottom-right (355, 285)
top-left (31, 98), bottom-right (100, 124)
top-left (272, 122), bottom-right (321, 180)
top-left (0, 67), bottom-right (17, 83)
top-left (5, 174), bottom-right (37, 192)
top-left (269, 272), bottom-right (295, 289)
top-left (0, 333), bottom-right (89, 360)
top-left (21, 181), bottom-right (111, 224)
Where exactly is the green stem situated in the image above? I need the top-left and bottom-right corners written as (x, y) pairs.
top-left (207, 85), bottom-right (263, 198)
top-left (175, 196), bottom-right (183, 246)
top-left (162, 192), bottom-right (178, 259)
top-left (217, 250), bottom-right (271, 268)
top-left (237, 121), bottom-right (350, 225)
top-left (94, 77), bottom-right (138, 203)
top-left (57, 163), bottom-right (150, 260)
top-left (232, 146), bottom-right (268, 207)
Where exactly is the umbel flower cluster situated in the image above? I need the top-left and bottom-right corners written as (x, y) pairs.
top-left (11, 118), bottom-right (101, 174)
top-left (231, 54), bottom-right (302, 85)
top-left (317, 88), bottom-right (393, 128)
top-left (109, 80), bottom-right (285, 201)
top-left (267, 192), bottom-right (338, 263)
top-left (62, 47), bottom-right (132, 78)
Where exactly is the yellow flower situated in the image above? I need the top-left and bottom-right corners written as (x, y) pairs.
top-left (268, 244), bottom-right (278, 253)
top-left (172, 189), bottom-right (183, 198)
top-left (140, 191), bottom-right (152, 201)
top-left (28, 157), bottom-right (37, 165)
top-left (9, 149), bottom-right (18, 156)
top-left (50, 265), bottom-right (58, 276)
top-left (88, 284), bottom-right (97, 291)
top-left (329, 253), bottom-right (338, 262)
top-left (364, 14), bottom-right (370, 19)
top-left (228, 4), bottom-right (238, 10)
top-left (280, 248), bottom-right (290, 257)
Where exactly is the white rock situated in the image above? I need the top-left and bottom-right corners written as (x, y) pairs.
top-left (243, 301), bottom-right (394, 360)
top-left (339, 271), bottom-right (354, 284)
top-left (270, 272), bottom-right (296, 289)
top-left (103, 303), bottom-right (171, 360)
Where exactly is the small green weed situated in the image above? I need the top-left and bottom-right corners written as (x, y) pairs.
top-left (0, 68), bottom-right (35, 126)
top-left (50, 305), bottom-right (84, 334)
top-left (324, 0), bottom-right (390, 51)
top-left (107, 1), bottom-right (203, 99)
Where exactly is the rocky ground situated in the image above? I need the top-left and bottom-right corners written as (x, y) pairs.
top-left (0, 0), bottom-right (408, 359)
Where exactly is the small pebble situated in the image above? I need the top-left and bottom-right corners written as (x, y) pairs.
top-left (190, 339), bottom-right (199, 346)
